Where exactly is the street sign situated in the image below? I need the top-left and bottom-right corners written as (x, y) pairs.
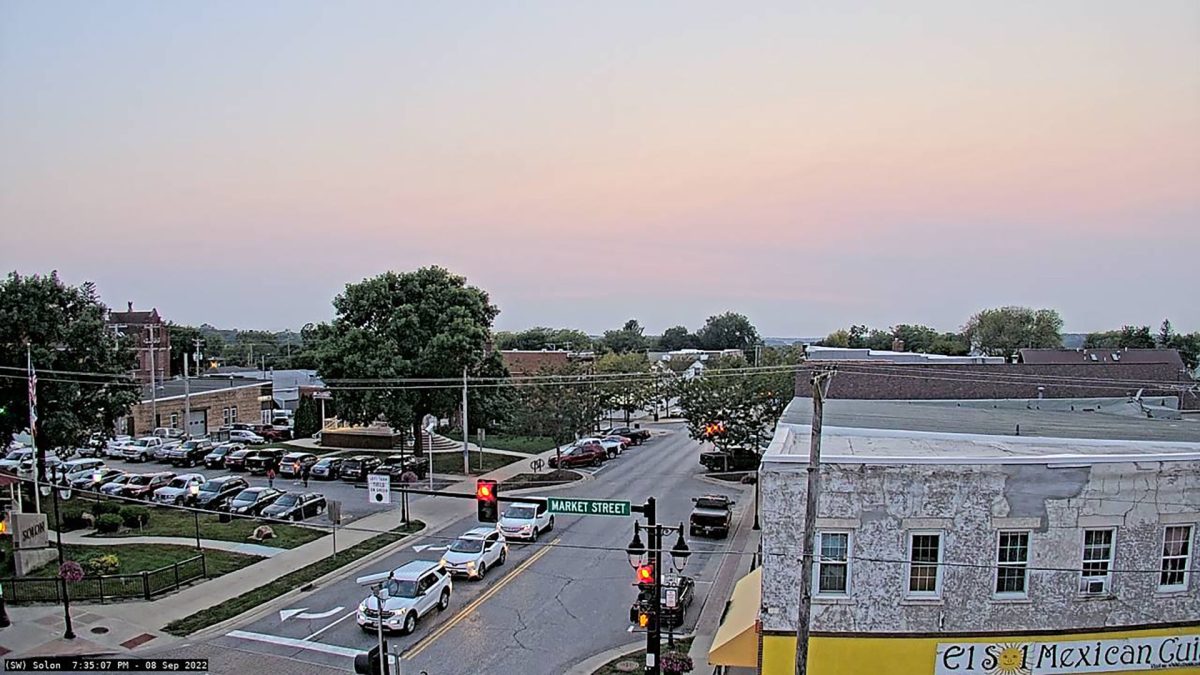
top-left (665, 588), bottom-right (677, 609)
top-left (546, 497), bottom-right (630, 517)
top-left (367, 474), bottom-right (391, 504)
top-left (327, 500), bottom-right (342, 524)
top-left (312, 391), bottom-right (332, 400)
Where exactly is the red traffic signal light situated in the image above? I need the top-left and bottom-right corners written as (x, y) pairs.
top-left (636, 564), bottom-right (654, 585)
top-left (476, 479), bottom-right (499, 523)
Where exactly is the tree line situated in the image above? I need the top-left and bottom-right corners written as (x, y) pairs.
top-left (495, 311), bottom-right (762, 355)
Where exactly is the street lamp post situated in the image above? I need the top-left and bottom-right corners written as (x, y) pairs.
top-left (42, 467), bottom-right (75, 640)
top-left (627, 497), bottom-right (691, 675)
top-left (189, 482), bottom-right (202, 551)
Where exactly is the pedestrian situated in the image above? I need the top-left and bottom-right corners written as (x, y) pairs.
top-left (293, 460), bottom-right (301, 484)
top-left (301, 463), bottom-right (310, 488)
top-left (267, 467), bottom-right (275, 488)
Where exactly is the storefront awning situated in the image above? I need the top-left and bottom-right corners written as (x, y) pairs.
top-left (708, 567), bottom-right (761, 668)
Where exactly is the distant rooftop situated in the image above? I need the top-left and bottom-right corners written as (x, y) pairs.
top-left (1020, 348), bottom-right (1186, 370)
top-left (804, 346), bottom-right (1004, 364)
top-left (141, 377), bottom-right (268, 403)
top-left (766, 396), bottom-right (1200, 467)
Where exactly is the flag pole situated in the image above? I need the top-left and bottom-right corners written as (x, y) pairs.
top-left (28, 344), bottom-right (40, 514)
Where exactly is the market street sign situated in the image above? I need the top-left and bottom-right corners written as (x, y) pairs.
top-left (546, 497), bottom-right (630, 517)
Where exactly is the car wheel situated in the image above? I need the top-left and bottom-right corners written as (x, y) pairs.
top-left (531, 526), bottom-right (539, 542)
top-left (591, 458), bottom-right (600, 467)
top-left (547, 516), bottom-right (555, 532)
top-left (292, 513), bottom-right (300, 522)
top-left (498, 548), bottom-right (507, 565)
top-left (403, 611), bottom-right (418, 634)
top-left (438, 589), bottom-right (450, 611)
top-left (477, 562), bottom-right (487, 579)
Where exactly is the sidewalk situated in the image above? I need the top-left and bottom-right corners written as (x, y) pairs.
top-left (2, 444), bottom-right (565, 659)
top-left (55, 530), bottom-right (287, 558)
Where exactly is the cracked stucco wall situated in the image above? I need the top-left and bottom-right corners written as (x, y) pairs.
top-left (759, 459), bottom-right (1199, 634)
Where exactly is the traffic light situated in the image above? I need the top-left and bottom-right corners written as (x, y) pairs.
top-left (353, 644), bottom-right (388, 674)
top-left (703, 421), bottom-right (727, 439)
top-left (0, 511), bottom-right (7, 536)
top-left (637, 609), bottom-right (651, 628)
top-left (636, 563), bottom-right (654, 589)
top-left (476, 479), bottom-right (498, 523)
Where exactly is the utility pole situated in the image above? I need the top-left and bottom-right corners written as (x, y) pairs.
top-left (795, 368), bottom-right (834, 675)
top-left (183, 353), bottom-right (190, 437)
top-left (461, 367), bottom-right (470, 475)
top-left (146, 324), bottom-right (159, 428)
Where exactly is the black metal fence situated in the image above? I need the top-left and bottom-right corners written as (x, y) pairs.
top-left (2, 555), bottom-right (207, 604)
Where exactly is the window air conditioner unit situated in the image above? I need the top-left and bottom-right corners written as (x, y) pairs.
top-left (1080, 578), bottom-right (1107, 595)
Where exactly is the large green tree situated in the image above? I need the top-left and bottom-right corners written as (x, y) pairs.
top-left (1084, 325), bottom-right (1155, 350)
top-left (677, 364), bottom-right (790, 452)
top-left (508, 363), bottom-right (599, 466)
top-left (292, 396), bottom-right (321, 439)
top-left (314, 267), bottom-right (500, 454)
top-left (658, 325), bottom-right (698, 351)
top-left (696, 312), bottom-right (760, 351)
top-left (0, 272), bottom-right (140, 453)
top-left (494, 327), bottom-right (592, 351)
top-left (594, 352), bottom-right (653, 424)
top-left (962, 306), bottom-right (1063, 357)
top-left (602, 319), bottom-right (648, 354)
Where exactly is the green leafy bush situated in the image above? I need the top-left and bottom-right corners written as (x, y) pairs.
top-left (92, 501), bottom-right (121, 517)
top-left (95, 514), bottom-right (122, 533)
top-left (62, 510), bottom-right (91, 530)
top-left (83, 554), bottom-right (120, 576)
top-left (119, 506), bottom-right (150, 528)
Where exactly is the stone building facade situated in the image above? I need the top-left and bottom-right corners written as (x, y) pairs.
top-left (754, 397), bottom-right (1200, 674)
top-left (125, 379), bottom-right (271, 437)
top-left (106, 302), bottom-right (170, 385)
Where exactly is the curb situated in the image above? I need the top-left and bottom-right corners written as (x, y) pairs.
top-left (183, 519), bottom-right (438, 642)
top-left (567, 631), bottom-right (699, 675)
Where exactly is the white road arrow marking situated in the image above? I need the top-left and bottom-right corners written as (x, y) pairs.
top-left (296, 606), bottom-right (344, 620)
top-left (279, 607), bottom-right (309, 621)
top-left (412, 544), bottom-right (447, 552)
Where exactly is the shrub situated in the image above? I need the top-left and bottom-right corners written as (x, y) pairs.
top-left (95, 514), bottom-right (122, 533)
top-left (91, 501), bottom-right (121, 517)
top-left (83, 554), bottom-right (120, 576)
top-left (62, 510), bottom-right (91, 531)
top-left (119, 505), bottom-right (150, 528)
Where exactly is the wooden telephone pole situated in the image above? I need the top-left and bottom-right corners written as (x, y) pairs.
top-left (795, 367), bottom-right (834, 675)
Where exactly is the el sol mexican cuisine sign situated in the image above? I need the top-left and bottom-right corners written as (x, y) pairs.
top-left (935, 634), bottom-right (1200, 674)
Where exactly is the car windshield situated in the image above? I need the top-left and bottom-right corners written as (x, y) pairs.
top-left (504, 506), bottom-right (535, 520)
top-left (274, 494), bottom-right (298, 507)
top-left (131, 440), bottom-right (150, 447)
top-left (166, 478), bottom-right (189, 489)
top-left (385, 579), bottom-right (419, 599)
top-left (129, 476), bottom-right (152, 486)
top-left (232, 493), bottom-right (256, 504)
top-left (4, 450), bottom-right (30, 460)
top-left (182, 441), bottom-right (202, 449)
top-left (695, 498), bottom-right (727, 509)
top-left (314, 459), bottom-right (335, 467)
top-left (199, 481), bottom-right (222, 492)
top-left (449, 538), bottom-right (485, 553)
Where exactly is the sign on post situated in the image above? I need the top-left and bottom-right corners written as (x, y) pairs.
top-left (546, 497), bottom-right (630, 517)
top-left (13, 513), bottom-right (49, 549)
top-left (367, 474), bottom-right (391, 504)
top-left (327, 500), bottom-right (342, 525)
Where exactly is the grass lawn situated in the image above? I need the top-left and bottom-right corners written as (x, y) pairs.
top-left (164, 520), bottom-right (425, 637)
top-left (594, 637), bottom-right (694, 675)
top-left (27, 543), bottom-right (260, 578)
top-left (441, 431), bottom-right (557, 454)
top-left (431, 451), bottom-right (522, 475)
top-left (88, 508), bottom-right (326, 549)
top-left (501, 470), bottom-right (581, 489)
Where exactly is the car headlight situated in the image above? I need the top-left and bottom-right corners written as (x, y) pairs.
top-left (466, 561), bottom-right (475, 569)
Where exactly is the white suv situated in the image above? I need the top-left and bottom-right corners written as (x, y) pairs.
top-left (440, 527), bottom-right (508, 580)
top-left (497, 499), bottom-right (554, 542)
top-left (357, 561), bottom-right (451, 635)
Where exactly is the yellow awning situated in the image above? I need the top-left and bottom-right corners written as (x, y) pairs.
top-left (708, 567), bottom-right (761, 668)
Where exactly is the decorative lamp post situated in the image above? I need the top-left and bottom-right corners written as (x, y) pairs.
top-left (189, 482), bottom-right (202, 550)
top-left (41, 467), bottom-right (75, 639)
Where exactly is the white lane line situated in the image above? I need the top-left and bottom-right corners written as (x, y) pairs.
top-left (304, 610), bottom-right (358, 641)
top-left (226, 629), bottom-right (361, 658)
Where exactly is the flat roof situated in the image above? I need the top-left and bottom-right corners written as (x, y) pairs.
top-left (141, 377), bottom-right (268, 403)
top-left (765, 397), bottom-right (1200, 467)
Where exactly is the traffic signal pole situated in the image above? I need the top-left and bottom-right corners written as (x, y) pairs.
top-left (631, 497), bottom-right (660, 675)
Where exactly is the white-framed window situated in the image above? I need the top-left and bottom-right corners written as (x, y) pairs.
top-left (1159, 525), bottom-right (1193, 592)
top-left (169, 413), bottom-right (179, 429)
top-left (815, 531), bottom-right (851, 595)
top-left (230, 406), bottom-right (238, 422)
top-left (907, 531), bottom-right (943, 598)
top-left (994, 530), bottom-right (1030, 598)
top-left (1079, 528), bottom-right (1115, 595)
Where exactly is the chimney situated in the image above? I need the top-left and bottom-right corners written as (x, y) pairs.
top-left (891, 338), bottom-right (905, 352)
top-left (127, 301), bottom-right (133, 312)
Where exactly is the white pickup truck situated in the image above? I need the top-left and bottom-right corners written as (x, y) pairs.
top-left (121, 436), bottom-right (177, 462)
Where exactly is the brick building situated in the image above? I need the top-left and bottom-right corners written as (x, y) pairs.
top-left (107, 302), bottom-right (170, 385)
top-left (500, 350), bottom-right (572, 376)
top-left (123, 377), bottom-right (272, 438)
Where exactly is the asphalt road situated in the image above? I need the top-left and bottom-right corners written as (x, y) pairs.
top-left (171, 424), bottom-right (746, 674)
top-left (77, 454), bottom-right (458, 523)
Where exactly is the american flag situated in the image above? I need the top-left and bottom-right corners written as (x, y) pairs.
top-left (27, 350), bottom-right (37, 437)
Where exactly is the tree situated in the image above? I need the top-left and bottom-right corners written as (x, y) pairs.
top-left (602, 319), bottom-right (648, 354)
top-left (1167, 332), bottom-right (1200, 372)
top-left (696, 312), bottom-right (760, 351)
top-left (1085, 325), bottom-right (1156, 350)
top-left (1158, 319), bottom-right (1174, 348)
top-left (293, 396), bottom-right (321, 439)
top-left (508, 363), bottom-right (599, 466)
top-left (818, 329), bottom-right (851, 348)
top-left (864, 329), bottom-right (893, 351)
top-left (677, 365), bottom-right (790, 453)
top-left (0, 272), bottom-right (140, 453)
top-left (594, 352), bottom-right (653, 424)
top-left (962, 306), bottom-right (1063, 357)
top-left (658, 325), bottom-right (698, 351)
top-left (314, 267), bottom-right (499, 455)
top-left (166, 323), bottom-right (202, 376)
top-left (494, 327), bottom-right (592, 351)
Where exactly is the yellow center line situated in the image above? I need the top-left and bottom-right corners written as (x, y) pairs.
top-left (406, 537), bottom-right (561, 659)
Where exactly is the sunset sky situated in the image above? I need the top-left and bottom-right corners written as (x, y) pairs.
top-left (2, 1), bottom-right (1197, 336)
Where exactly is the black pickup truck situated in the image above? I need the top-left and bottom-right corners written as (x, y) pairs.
top-left (604, 426), bottom-right (652, 445)
top-left (689, 495), bottom-right (734, 539)
top-left (699, 449), bottom-right (760, 473)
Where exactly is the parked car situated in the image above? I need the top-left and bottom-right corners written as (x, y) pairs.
top-left (698, 449), bottom-right (760, 473)
top-left (548, 443), bottom-right (606, 469)
top-left (356, 560), bottom-right (452, 635)
top-left (71, 467), bottom-right (125, 491)
top-left (166, 439), bottom-right (214, 467)
top-left (193, 475), bottom-right (249, 511)
top-left (17, 455), bottom-right (63, 480)
top-left (203, 443), bottom-right (242, 469)
top-left (80, 433), bottom-right (112, 458)
top-left (497, 498), bottom-right (554, 542)
top-left (121, 437), bottom-right (166, 463)
top-left (251, 423), bottom-right (290, 442)
top-left (228, 487), bottom-right (284, 516)
top-left (227, 429), bottom-right (266, 445)
top-left (0, 448), bottom-right (35, 475)
top-left (103, 436), bottom-right (134, 459)
top-left (153, 473), bottom-right (207, 506)
top-left (153, 427), bottom-right (187, 441)
top-left (223, 447), bottom-right (255, 471)
top-left (59, 458), bottom-right (106, 485)
top-left (278, 452), bottom-right (318, 477)
top-left (310, 456), bottom-right (344, 480)
top-left (244, 449), bottom-right (285, 475)
top-left (602, 434), bottom-right (635, 449)
top-left (371, 454), bottom-right (429, 481)
top-left (630, 574), bottom-right (695, 628)
top-left (260, 492), bottom-right (327, 521)
top-left (339, 455), bottom-right (382, 481)
top-left (578, 437), bottom-right (623, 458)
top-left (689, 495), bottom-right (734, 539)
top-left (119, 472), bottom-right (176, 500)
top-left (439, 527), bottom-right (507, 580)
top-left (605, 426), bottom-right (651, 444)
top-left (99, 473), bottom-right (136, 496)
